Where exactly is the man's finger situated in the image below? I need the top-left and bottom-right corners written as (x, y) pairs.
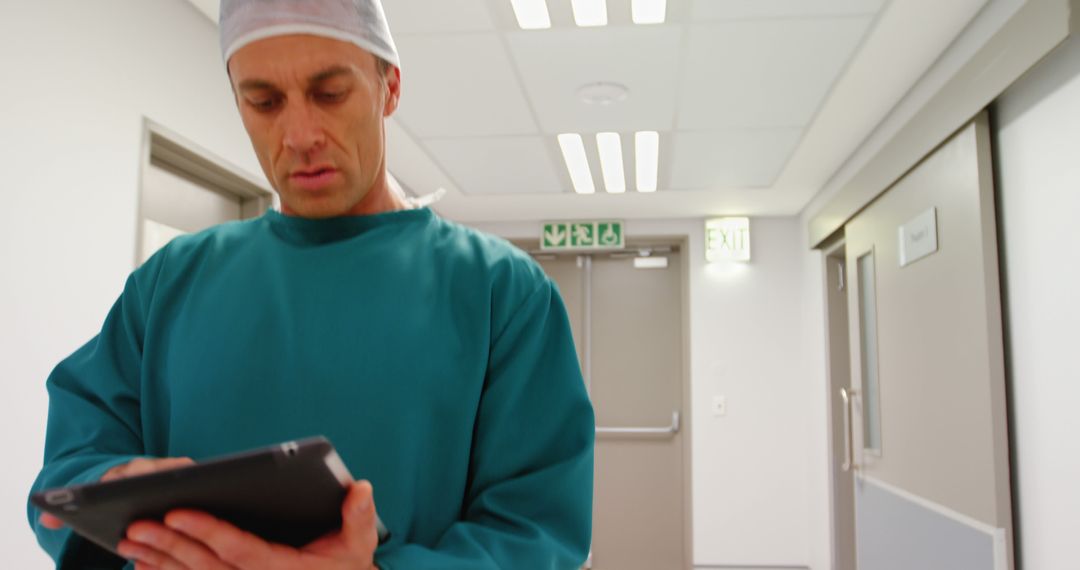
top-left (103, 457), bottom-right (195, 482)
top-left (341, 480), bottom-right (378, 552)
top-left (118, 536), bottom-right (187, 570)
top-left (39, 512), bottom-right (65, 530)
top-left (164, 509), bottom-right (286, 568)
top-left (126, 521), bottom-right (230, 570)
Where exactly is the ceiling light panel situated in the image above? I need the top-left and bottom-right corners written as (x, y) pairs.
top-left (571, 0), bottom-right (608, 27)
top-left (635, 131), bottom-right (659, 192)
top-left (511, 0), bottom-right (552, 29)
top-left (632, 0), bottom-right (667, 24)
top-left (558, 134), bottom-right (596, 194)
top-left (596, 133), bottom-right (627, 194)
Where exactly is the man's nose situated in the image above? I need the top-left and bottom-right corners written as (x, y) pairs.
top-left (281, 103), bottom-right (326, 157)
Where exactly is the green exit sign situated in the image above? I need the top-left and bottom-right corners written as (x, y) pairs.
top-left (541, 220), bottom-right (624, 251)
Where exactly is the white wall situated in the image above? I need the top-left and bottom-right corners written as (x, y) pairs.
top-left (993, 30), bottom-right (1080, 570)
top-left (471, 217), bottom-right (814, 568)
top-left (798, 233), bottom-right (832, 570)
top-left (0, 1), bottom-right (262, 565)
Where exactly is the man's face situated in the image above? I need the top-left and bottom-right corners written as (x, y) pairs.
top-left (228, 35), bottom-right (400, 218)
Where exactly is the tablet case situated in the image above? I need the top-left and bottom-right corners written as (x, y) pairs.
top-left (32, 436), bottom-right (390, 556)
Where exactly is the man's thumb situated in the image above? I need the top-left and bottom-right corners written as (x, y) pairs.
top-left (342, 480), bottom-right (377, 546)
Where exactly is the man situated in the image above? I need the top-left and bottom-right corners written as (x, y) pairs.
top-left (27, 1), bottom-right (595, 568)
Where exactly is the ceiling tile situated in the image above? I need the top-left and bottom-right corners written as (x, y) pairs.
top-left (692, 0), bottom-right (886, 20)
top-left (668, 129), bottom-right (803, 189)
top-left (506, 26), bottom-right (683, 134)
top-left (383, 0), bottom-right (496, 35)
top-left (393, 33), bottom-right (538, 137)
top-left (677, 17), bottom-right (872, 129)
top-left (424, 136), bottom-right (565, 195)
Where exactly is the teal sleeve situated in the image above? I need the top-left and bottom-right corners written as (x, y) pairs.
top-left (27, 270), bottom-right (152, 567)
top-left (376, 279), bottom-right (595, 570)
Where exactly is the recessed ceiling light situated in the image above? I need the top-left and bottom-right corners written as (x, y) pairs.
top-left (510, 0), bottom-right (552, 30)
top-left (632, 0), bottom-right (667, 24)
top-left (635, 131), bottom-right (659, 193)
top-left (558, 134), bottom-right (596, 195)
top-left (596, 133), bottom-right (626, 194)
top-left (577, 82), bottom-right (630, 106)
top-left (571, 0), bottom-right (608, 27)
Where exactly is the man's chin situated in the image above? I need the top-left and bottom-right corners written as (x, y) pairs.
top-left (280, 192), bottom-right (361, 219)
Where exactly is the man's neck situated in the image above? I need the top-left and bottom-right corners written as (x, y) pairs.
top-left (341, 176), bottom-right (412, 216)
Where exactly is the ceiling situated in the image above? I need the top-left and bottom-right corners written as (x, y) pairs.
top-left (186, 0), bottom-right (990, 222)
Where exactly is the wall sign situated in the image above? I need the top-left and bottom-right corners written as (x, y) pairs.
top-left (706, 217), bottom-right (751, 262)
top-left (898, 207), bottom-right (938, 267)
top-left (541, 220), bottom-right (624, 251)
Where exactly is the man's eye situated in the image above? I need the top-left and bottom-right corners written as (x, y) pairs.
top-left (248, 97), bottom-right (280, 112)
top-left (316, 91), bottom-right (347, 103)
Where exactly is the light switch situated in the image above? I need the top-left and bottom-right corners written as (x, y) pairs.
top-left (712, 395), bottom-right (727, 417)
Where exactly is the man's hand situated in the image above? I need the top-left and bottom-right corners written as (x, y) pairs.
top-left (116, 480), bottom-right (380, 570)
top-left (38, 457), bottom-right (195, 530)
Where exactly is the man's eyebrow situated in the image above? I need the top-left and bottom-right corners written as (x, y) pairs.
top-left (236, 66), bottom-right (354, 93)
top-left (309, 65), bottom-right (354, 84)
top-left (237, 78), bottom-right (277, 92)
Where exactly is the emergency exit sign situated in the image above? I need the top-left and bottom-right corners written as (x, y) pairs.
top-left (541, 220), bottom-right (624, 251)
top-left (706, 217), bottom-right (751, 262)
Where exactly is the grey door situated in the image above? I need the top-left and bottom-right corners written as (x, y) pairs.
top-left (842, 114), bottom-right (1014, 569)
top-left (534, 248), bottom-right (687, 570)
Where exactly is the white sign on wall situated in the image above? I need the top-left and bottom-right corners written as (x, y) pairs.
top-left (706, 217), bottom-right (751, 262)
top-left (898, 207), bottom-right (938, 267)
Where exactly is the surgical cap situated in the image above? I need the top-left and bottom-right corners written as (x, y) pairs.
top-left (219, 0), bottom-right (400, 68)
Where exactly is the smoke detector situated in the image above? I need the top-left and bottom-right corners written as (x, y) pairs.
top-left (577, 82), bottom-right (630, 106)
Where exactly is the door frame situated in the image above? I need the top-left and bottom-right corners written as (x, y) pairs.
top-left (820, 235), bottom-right (857, 570)
top-left (135, 118), bottom-right (275, 268)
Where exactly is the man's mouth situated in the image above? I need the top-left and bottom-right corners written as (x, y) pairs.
top-left (289, 167), bottom-right (339, 191)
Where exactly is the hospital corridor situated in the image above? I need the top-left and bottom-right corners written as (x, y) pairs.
top-left (1, 0), bottom-right (1078, 568)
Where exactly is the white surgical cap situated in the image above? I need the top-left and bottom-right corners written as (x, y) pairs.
top-left (219, 0), bottom-right (400, 68)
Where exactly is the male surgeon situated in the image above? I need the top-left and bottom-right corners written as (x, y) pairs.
top-left (27, 1), bottom-right (595, 568)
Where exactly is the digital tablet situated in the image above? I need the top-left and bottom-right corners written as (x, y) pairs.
top-left (32, 437), bottom-right (390, 556)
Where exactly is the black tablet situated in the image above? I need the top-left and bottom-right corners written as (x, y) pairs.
top-left (32, 437), bottom-right (390, 556)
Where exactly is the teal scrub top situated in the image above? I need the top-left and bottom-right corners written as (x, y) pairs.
top-left (28, 208), bottom-right (595, 569)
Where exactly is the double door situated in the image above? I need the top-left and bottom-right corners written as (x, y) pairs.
top-left (535, 247), bottom-right (688, 570)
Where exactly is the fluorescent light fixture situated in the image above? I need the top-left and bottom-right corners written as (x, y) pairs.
top-left (571, 0), bottom-right (608, 27)
top-left (706, 217), bottom-right (751, 262)
top-left (596, 133), bottom-right (626, 194)
top-left (635, 131), bottom-right (659, 192)
top-left (632, 0), bottom-right (667, 24)
top-left (510, 0), bottom-right (552, 30)
top-left (558, 134), bottom-right (596, 195)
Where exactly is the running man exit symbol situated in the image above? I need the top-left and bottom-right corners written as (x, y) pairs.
top-left (570, 223), bottom-right (595, 247)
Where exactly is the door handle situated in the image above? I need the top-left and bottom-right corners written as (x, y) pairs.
top-left (840, 388), bottom-right (858, 471)
top-left (596, 411), bottom-right (680, 437)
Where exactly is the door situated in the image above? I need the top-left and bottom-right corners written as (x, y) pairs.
top-left (137, 123), bottom-right (273, 265)
top-left (533, 246), bottom-right (687, 570)
top-left (841, 114), bottom-right (1013, 569)
top-left (824, 243), bottom-right (856, 570)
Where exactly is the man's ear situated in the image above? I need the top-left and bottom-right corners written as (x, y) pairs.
top-left (384, 66), bottom-right (401, 117)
